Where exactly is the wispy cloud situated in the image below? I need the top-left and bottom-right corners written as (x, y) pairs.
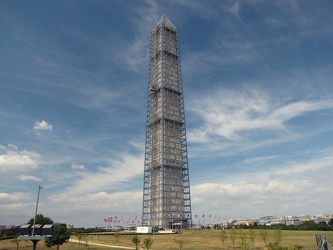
top-left (188, 87), bottom-right (333, 144)
top-left (102, 0), bottom-right (160, 73)
top-left (242, 155), bottom-right (279, 164)
top-left (227, 1), bottom-right (240, 17)
top-left (18, 175), bottom-right (42, 182)
top-left (65, 152), bottom-right (144, 195)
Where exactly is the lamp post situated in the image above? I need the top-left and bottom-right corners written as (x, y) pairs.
top-left (32, 185), bottom-right (42, 236)
top-left (17, 184), bottom-right (52, 250)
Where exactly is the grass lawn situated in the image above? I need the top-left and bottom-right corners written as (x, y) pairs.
top-left (1, 229), bottom-right (332, 249)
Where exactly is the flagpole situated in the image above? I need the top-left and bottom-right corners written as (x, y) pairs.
top-left (32, 185), bottom-right (42, 236)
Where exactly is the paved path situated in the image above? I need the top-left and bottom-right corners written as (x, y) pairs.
top-left (69, 239), bottom-right (136, 249)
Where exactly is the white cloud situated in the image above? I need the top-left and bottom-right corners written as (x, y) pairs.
top-left (18, 175), bottom-right (42, 182)
top-left (0, 192), bottom-right (43, 222)
top-left (45, 191), bottom-right (142, 227)
top-left (0, 192), bottom-right (33, 202)
top-left (50, 191), bottom-right (141, 212)
top-left (190, 149), bottom-right (333, 218)
top-left (191, 178), bottom-right (314, 218)
top-left (71, 163), bottom-right (85, 170)
top-left (0, 145), bottom-right (40, 174)
top-left (34, 120), bottom-right (53, 131)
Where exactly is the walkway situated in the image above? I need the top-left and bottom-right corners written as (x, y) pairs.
top-left (69, 239), bottom-right (136, 249)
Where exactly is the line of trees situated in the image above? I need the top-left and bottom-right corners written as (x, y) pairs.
top-left (233, 219), bottom-right (333, 231)
top-left (219, 228), bottom-right (304, 250)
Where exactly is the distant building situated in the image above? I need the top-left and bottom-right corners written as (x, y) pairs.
top-left (285, 218), bottom-right (301, 226)
top-left (233, 219), bottom-right (258, 226)
top-left (256, 216), bottom-right (284, 226)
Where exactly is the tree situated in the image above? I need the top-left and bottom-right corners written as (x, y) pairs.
top-left (297, 220), bottom-right (317, 230)
top-left (74, 230), bottom-right (85, 245)
top-left (248, 229), bottom-right (256, 249)
top-left (273, 228), bottom-right (282, 246)
top-left (219, 229), bottom-right (228, 248)
top-left (174, 237), bottom-right (189, 250)
top-left (114, 231), bottom-right (120, 243)
top-left (267, 242), bottom-right (304, 250)
top-left (328, 219), bottom-right (333, 226)
top-left (10, 236), bottom-right (20, 250)
top-left (28, 214), bottom-right (53, 225)
top-left (84, 235), bottom-right (91, 249)
top-left (239, 230), bottom-right (249, 250)
top-left (45, 224), bottom-right (70, 250)
top-left (142, 237), bottom-right (153, 250)
top-left (289, 245), bottom-right (303, 250)
top-left (131, 235), bottom-right (141, 250)
top-left (260, 228), bottom-right (269, 246)
top-left (229, 228), bottom-right (238, 248)
top-left (267, 242), bottom-right (286, 250)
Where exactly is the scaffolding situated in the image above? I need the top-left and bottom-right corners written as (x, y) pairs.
top-left (142, 16), bottom-right (192, 229)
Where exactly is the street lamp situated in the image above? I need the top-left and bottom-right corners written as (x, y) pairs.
top-left (32, 185), bottom-right (42, 236)
top-left (17, 184), bottom-right (52, 250)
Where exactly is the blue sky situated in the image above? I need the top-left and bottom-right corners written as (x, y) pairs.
top-left (1, 0), bottom-right (333, 227)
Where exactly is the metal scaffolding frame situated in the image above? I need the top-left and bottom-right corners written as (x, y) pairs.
top-left (142, 16), bottom-right (192, 229)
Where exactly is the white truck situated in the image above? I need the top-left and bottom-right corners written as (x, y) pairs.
top-left (136, 226), bottom-right (152, 234)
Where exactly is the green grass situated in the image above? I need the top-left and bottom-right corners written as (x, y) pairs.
top-left (1, 229), bottom-right (332, 249)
